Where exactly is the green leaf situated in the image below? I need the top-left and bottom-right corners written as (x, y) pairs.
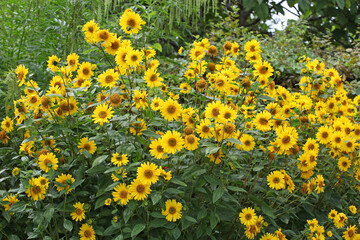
top-left (152, 43), bottom-right (162, 53)
top-left (227, 186), bottom-right (247, 193)
top-left (212, 188), bottom-right (224, 203)
top-left (95, 195), bottom-right (109, 210)
top-left (197, 209), bottom-right (208, 220)
top-left (131, 224), bottom-right (145, 238)
top-left (205, 146), bottom-right (220, 155)
top-left (298, 0), bottom-right (310, 12)
top-left (44, 206), bottom-right (54, 223)
top-left (249, 196), bottom-right (275, 219)
top-left (204, 175), bottom-right (221, 186)
top-left (184, 216), bottom-right (197, 223)
top-left (92, 155), bottom-right (108, 167)
top-left (151, 192), bottom-right (162, 205)
top-left (2, 211), bottom-right (10, 222)
top-left (149, 218), bottom-right (167, 228)
top-left (253, 166), bottom-right (264, 172)
top-left (258, 95), bottom-right (275, 101)
top-left (166, 188), bottom-right (184, 195)
top-left (226, 138), bottom-right (242, 145)
top-left (336, 0), bottom-right (345, 9)
top-left (171, 227), bottom-right (181, 239)
top-left (170, 178), bottom-right (187, 187)
top-left (9, 202), bottom-right (26, 213)
top-left (63, 219), bottom-right (73, 232)
top-left (210, 212), bottom-right (218, 229)
top-left (254, 3), bottom-right (269, 21)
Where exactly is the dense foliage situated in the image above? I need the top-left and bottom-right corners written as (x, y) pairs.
top-left (1, 7), bottom-right (360, 240)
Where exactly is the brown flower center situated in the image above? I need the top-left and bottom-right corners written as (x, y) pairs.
top-left (144, 170), bottom-right (153, 179)
top-left (98, 111), bottom-right (107, 119)
top-left (84, 230), bottom-right (92, 238)
top-left (82, 67), bottom-right (90, 76)
top-left (166, 105), bottom-right (176, 114)
top-left (127, 18), bottom-right (136, 28)
top-left (259, 117), bottom-right (268, 125)
top-left (186, 135), bottom-right (195, 144)
top-left (105, 75), bottom-right (114, 83)
top-left (259, 66), bottom-right (268, 75)
top-left (110, 94), bottom-right (121, 105)
top-left (168, 138), bottom-right (177, 147)
top-left (136, 184), bottom-right (145, 193)
top-left (169, 206), bottom-right (176, 214)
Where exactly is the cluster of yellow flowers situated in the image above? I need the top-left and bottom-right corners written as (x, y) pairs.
top-left (1, 6), bottom-right (360, 240)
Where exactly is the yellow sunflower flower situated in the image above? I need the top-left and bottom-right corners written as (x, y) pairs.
top-left (15, 64), bottom-right (28, 86)
top-left (149, 138), bottom-right (167, 159)
top-left (55, 173), bottom-right (75, 194)
top-left (1, 116), bottom-right (13, 133)
top-left (160, 99), bottom-right (183, 121)
top-left (79, 223), bottom-right (96, 240)
top-left (137, 162), bottom-right (161, 185)
top-left (267, 171), bottom-right (286, 190)
top-left (119, 9), bottom-right (146, 35)
top-left (78, 137), bottom-right (97, 155)
top-left (2, 194), bottom-right (19, 211)
top-left (38, 152), bottom-right (59, 173)
top-left (239, 207), bottom-right (257, 226)
top-left (111, 153), bottom-right (129, 167)
top-left (71, 202), bottom-right (86, 222)
top-left (92, 103), bottom-right (114, 126)
top-left (97, 69), bottom-right (119, 88)
top-left (162, 199), bottom-right (183, 222)
top-left (47, 55), bottom-right (61, 72)
top-left (144, 67), bottom-right (163, 88)
top-left (160, 130), bottom-right (184, 154)
top-left (129, 178), bottom-right (151, 201)
top-left (112, 183), bottom-right (130, 205)
top-left (25, 178), bottom-right (46, 201)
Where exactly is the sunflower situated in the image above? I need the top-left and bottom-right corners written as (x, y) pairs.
top-left (79, 223), bottom-right (96, 240)
top-left (160, 130), bottom-right (184, 154)
top-left (77, 62), bottom-right (95, 80)
top-left (254, 111), bottom-right (272, 132)
top-left (19, 141), bottom-right (34, 156)
top-left (205, 101), bottom-right (224, 122)
top-left (267, 171), bottom-right (286, 190)
top-left (160, 98), bottom-right (183, 121)
top-left (239, 134), bottom-right (255, 151)
top-left (66, 53), bottom-right (79, 72)
top-left (92, 103), bottom-right (114, 125)
top-left (315, 174), bottom-right (325, 194)
top-left (27, 94), bottom-right (40, 109)
top-left (179, 82), bottom-right (191, 94)
top-left (334, 213), bottom-right (347, 228)
top-left (253, 60), bottom-right (274, 80)
top-left (218, 105), bottom-right (237, 123)
top-left (111, 153), bottom-right (129, 166)
top-left (189, 47), bottom-right (206, 61)
top-left (98, 69), bottom-right (119, 88)
top-left (343, 225), bottom-right (357, 240)
top-left (239, 207), bottom-right (257, 226)
top-left (15, 64), bottom-right (28, 86)
top-left (349, 205), bottom-right (357, 214)
top-left (162, 199), bottom-right (183, 222)
top-left (105, 36), bottom-right (122, 55)
top-left (274, 126), bottom-right (298, 154)
top-left (244, 39), bottom-right (261, 55)
top-left (149, 138), bottom-right (167, 159)
top-left (47, 55), bottom-right (61, 72)
top-left (115, 46), bottom-right (132, 68)
top-left (132, 90), bottom-right (149, 110)
top-left (78, 137), bottom-right (97, 155)
top-left (129, 178), bottom-right (151, 201)
top-left (25, 178), bottom-right (46, 201)
top-left (2, 194), bottom-right (19, 211)
top-left (95, 29), bottom-right (113, 44)
top-left (338, 157), bottom-right (351, 172)
top-left (137, 162), bottom-right (161, 185)
top-left (55, 173), bottom-right (75, 194)
top-left (150, 97), bottom-right (164, 111)
top-left (37, 176), bottom-right (49, 189)
top-left (208, 149), bottom-right (223, 164)
top-left (38, 152), bottom-right (59, 173)
top-left (130, 118), bottom-right (147, 136)
top-left (112, 183), bottom-right (130, 205)
top-left (58, 97), bottom-right (78, 116)
top-left (328, 209), bottom-right (338, 219)
top-left (231, 42), bottom-right (240, 57)
top-left (12, 167), bottom-right (19, 176)
top-left (184, 134), bottom-right (199, 151)
top-left (316, 125), bottom-right (331, 144)
top-left (144, 67), bottom-right (163, 88)
top-left (331, 131), bottom-right (345, 149)
top-left (119, 9), bottom-right (146, 35)
top-left (82, 20), bottom-right (99, 43)
top-left (196, 119), bottom-right (212, 139)
top-left (125, 49), bottom-right (143, 68)
top-left (1, 116), bottom-right (13, 133)
top-left (71, 202), bottom-right (86, 222)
